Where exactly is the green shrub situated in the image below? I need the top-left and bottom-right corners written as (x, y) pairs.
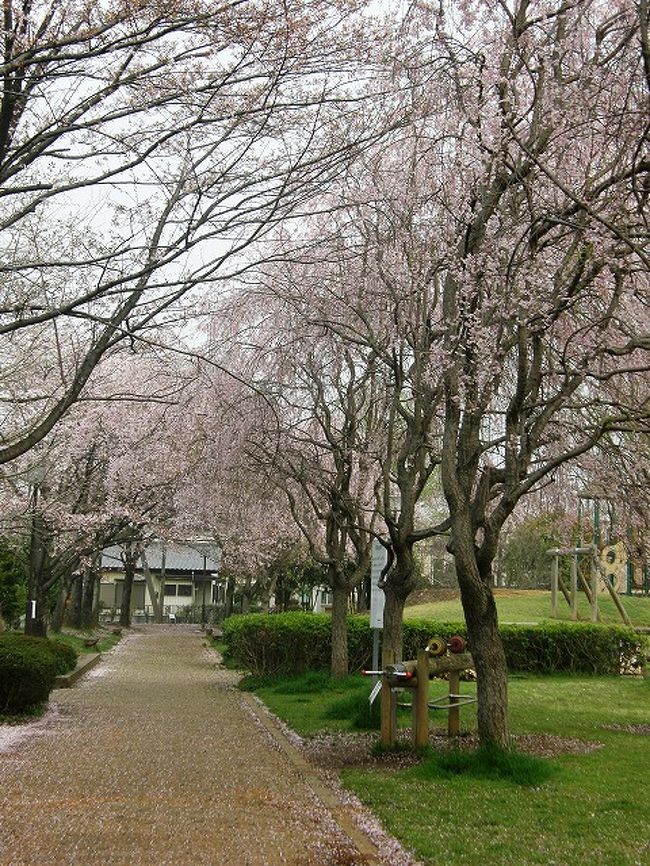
top-left (223, 612), bottom-right (332, 675)
top-left (0, 634), bottom-right (78, 675)
top-left (47, 639), bottom-right (78, 674)
top-left (500, 621), bottom-right (643, 674)
top-left (223, 612), bottom-right (646, 677)
top-left (0, 635), bottom-right (57, 713)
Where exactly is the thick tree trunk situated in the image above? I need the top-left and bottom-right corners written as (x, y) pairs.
top-left (50, 586), bottom-right (66, 634)
top-left (24, 585), bottom-right (48, 636)
top-left (459, 577), bottom-right (509, 748)
top-left (381, 583), bottom-right (407, 664)
top-left (50, 577), bottom-right (72, 633)
top-left (381, 544), bottom-right (417, 664)
top-left (25, 505), bottom-right (49, 637)
top-left (81, 567), bottom-right (99, 629)
top-left (67, 574), bottom-right (83, 628)
top-left (453, 528), bottom-right (510, 748)
top-left (330, 575), bottom-right (349, 678)
top-left (119, 572), bottom-right (134, 627)
top-left (356, 572), bottom-right (370, 613)
top-left (241, 576), bottom-right (252, 614)
top-left (120, 547), bottom-right (139, 628)
top-left (224, 574), bottom-right (236, 618)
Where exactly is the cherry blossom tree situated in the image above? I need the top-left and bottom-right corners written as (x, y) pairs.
top-left (244, 131), bottom-right (451, 663)
top-left (0, 0), bottom-right (396, 467)
top-left (1, 344), bottom-right (202, 633)
top-left (247, 0), bottom-right (649, 746)
top-left (184, 296), bottom-right (383, 674)
top-left (166, 357), bottom-right (303, 612)
top-left (428, 0), bottom-right (649, 746)
top-left (254, 336), bottom-right (382, 677)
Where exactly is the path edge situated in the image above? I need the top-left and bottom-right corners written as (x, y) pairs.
top-left (240, 692), bottom-right (386, 865)
top-left (54, 653), bottom-right (101, 689)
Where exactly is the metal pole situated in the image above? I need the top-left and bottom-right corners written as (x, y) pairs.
top-left (372, 629), bottom-right (380, 684)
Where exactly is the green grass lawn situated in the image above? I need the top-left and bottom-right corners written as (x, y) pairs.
top-left (406, 589), bottom-right (650, 627)
top-left (345, 674), bottom-right (650, 866)
top-left (54, 630), bottom-right (122, 655)
top-left (247, 669), bottom-right (650, 866)
top-left (240, 670), bottom-right (379, 736)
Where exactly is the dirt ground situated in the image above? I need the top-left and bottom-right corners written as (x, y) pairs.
top-left (0, 626), bottom-right (418, 866)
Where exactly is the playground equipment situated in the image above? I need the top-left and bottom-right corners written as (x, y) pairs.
top-left (579, 494), bottom-right (649, 596)
top-left (623, 553), bottom-right (650, 596)
top-left (546, 492), bottom-right (645, 624)
top-left (362, 636), bottom-right (476, 747)
top-left (547, 545), bottom-right (631, 625)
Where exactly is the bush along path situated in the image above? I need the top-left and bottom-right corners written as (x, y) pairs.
top-left (0, 625), bottom-right (417, 866)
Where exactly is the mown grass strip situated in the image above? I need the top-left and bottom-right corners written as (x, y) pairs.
top-left (244, 668), bottom-right (650, 866)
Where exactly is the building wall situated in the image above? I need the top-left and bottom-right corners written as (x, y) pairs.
top-left (100, 570), bottom-right (197, 613)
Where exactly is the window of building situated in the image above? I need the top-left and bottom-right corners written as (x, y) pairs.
top-left (177, 584), bottom-right (193, 597)
top-left (165, 584), bottom-right (177, 596)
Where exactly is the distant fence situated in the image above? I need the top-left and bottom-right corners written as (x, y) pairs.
top-left (100, 603), bottom-right (225, 624)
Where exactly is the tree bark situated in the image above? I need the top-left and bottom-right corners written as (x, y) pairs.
top-left (453, 526), bottom-right (510, 748)
top-left (381, 543), bottom-right (417, 664)
top-left (381, 583), bottom-right (406, 665)
top-left (224, 574), bottom-right (236, 618)
top-left (330, 571), bottom-right (349, 678)
top-left (24, 497), bottom-right (50, 637)
top-left (67, 574), bottom-right (83, 629)
top-left (357, 572), bottom-right (370, 612)
top-left (81, 565), bottom-right (99, 629)
top-left (50, 579), bottom-right (71, 634)
top-left (241, 576), bottom-right (252, 614)
top-left (119, 544), bottom-right (140, 628)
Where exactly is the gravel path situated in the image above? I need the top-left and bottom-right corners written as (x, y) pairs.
top-left (0, 626), bottom-right (416, 866)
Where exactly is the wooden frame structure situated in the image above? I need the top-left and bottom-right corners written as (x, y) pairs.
top-left (374, 649), bottom-right (476, 747)
top-left (547, 545), bottom-right (631, 625)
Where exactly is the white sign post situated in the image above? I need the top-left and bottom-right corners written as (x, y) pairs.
top-left (369, 540), bottom-right (387, 693)
top-left (370, 540), bottom-right (387, 628)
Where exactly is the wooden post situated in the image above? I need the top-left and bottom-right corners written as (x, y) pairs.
top-left (570, 554), bottom-right (578, 620)
top-left (551, 555), bottom-right (559, 617)
top-left (448, 670), bottom-right (461, 737)
top-left (414, 650), bottom-right (429, 748)
top-left (380, 650), bottom-right (396, 747)
top-left (594, 550), bottom-right (632, 626)
top-left (591, 553), bottom-right (599, 622)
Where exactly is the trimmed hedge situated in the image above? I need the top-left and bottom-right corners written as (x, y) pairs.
top-left (223, 612), bottom-right (332, 676)
top-left (222, 612), bottom-right (646, 677)
top-left (0, 634), bottom-right (78, 675)
top-left (0, 634), bottom-right (79, 714)
top-left (0, 636), bottom-right (57, 712)
top-left (47, 639), bottom-right (79, 675)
